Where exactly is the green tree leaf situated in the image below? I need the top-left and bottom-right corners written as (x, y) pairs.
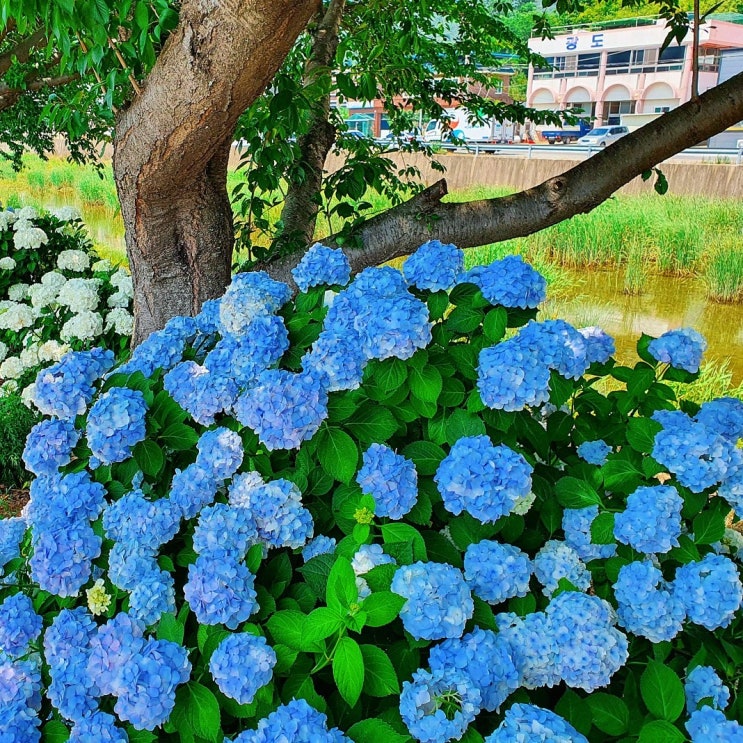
top-left (381, 523), bottom-right (427, 561)
top-left (554, 477), bottom-right (602, 508)
top-left (159, 422), bottom-right (200, 451)
top-left (640, 660), bottom-right (685, 722)
top-left (362, 591), bottom-right (406, 627)
top-left (347, 718), bottom-right (412, 743)
top-left (317, 427), bottom-right (358, 484)
top-left (133, 439), bottom-right (164, 478)
top-left (360, 644), bottom-right (399, 697)
top-left (402, 441), bottom-right (445, 475)
top-left (170, 682), bottom-right (221, 743)
top-left (409, 364), bottom-right (443, 404)
top-left (638, 720), bottom-right (685, 742)
top-left (326, 556), bottom-right (359, 612)
top-left (333, 636), bottom-right (365, 707)
top-left (626, 416), bottom-right (663, 454)
top-left (42, 720), bottom-right (71, 742)
top-left (303, 607), bottom-right (345, 643)
top-left (345, 404), bottom-right (398, 444)
top-left (590, 512), bottom-right (616, 545)
top-left (445, 408), bottom-right (486, 444)
top-left (586, 692), bottom-right (630, 735)
top-left (693, 505), bottom-right (727, 545)
top-left (267, 610), bottom-right (320, 652)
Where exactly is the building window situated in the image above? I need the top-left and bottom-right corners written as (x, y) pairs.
top-left (577, 53), bottom-right (601, 76)
top-left (698, 49), bottom-right (721, 73)
top-left (604, 100), bottom-right (635, 125)
top-left (606, 50), bottom-right (631, 74)
top-left (658, 45), bottom-right (685, 70)
top-left (654, 106), bottom-right (671, 113)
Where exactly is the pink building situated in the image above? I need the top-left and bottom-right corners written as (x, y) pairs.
top-left (527, 15), bottom-right (743, 127)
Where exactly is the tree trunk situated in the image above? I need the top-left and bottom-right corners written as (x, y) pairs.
top-left (276, 0), bottom-right (346, 253)
top-left (113, 0), bottom-right (318, 344)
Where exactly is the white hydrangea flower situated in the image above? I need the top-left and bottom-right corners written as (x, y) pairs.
top-left (2, 379), bottom-right (18, 394)
top-left (20, 381), bottom-right (36, 408)
top-left (0, 356), bottom-right (25, 380)
top-left (16, 206), bottom-right (38, 222)
top-left (57, 277), bottom-right (101, 313)
top-left (19, 345), bottom-right (40, 369)
top-left (107, 290), bottom-right (131, 308)
top-left (0, 302), bottom-right (35, 331)
top-left (0, 210), bottom-right (17, 230)
top-left (92, 258), bottom-right (113, 273)
top-left (28, 282), bottom-right (59, 309)
top-left (13, 227), bottom-right (48, 250)
top-left (52, 206), bottom-right (82, 222)
top-left (0, 341), bottom-right (7, 362)
top-left (110, 269), bottom-right (133, 296)
top-left (8, 283), bottom-right (29, 301)
top-left (38, 340), bottom-right (70, 363)
top-left (61, 311), bottom-right (103, 342)
top-left (41, 271), bottom-right (67, 289)
top-left (512, 491), bottom-right (537, 516)
top-left (104, 307), bottom-right (134, 336)
top-left (0, 256), bottom-right (16, 270)
top-left (57, 249), bottom-right (91, 272)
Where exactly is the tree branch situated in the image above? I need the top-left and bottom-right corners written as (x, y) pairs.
top-left (0, 72), bottom-right (79, 112)
top-left (0, 27), bottom-right (46, 76)
top-left (261, 70), bottom-right (743, 286)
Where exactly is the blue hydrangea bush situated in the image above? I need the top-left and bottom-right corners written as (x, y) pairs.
top-left (2, 239), bottom-right (743, 743)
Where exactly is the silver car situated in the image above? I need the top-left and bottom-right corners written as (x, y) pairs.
top-left (578, 126), bottom-right (629, 147)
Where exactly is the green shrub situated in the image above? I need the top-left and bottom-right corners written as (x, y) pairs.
top-left (0, 394), bottom-right (38, 486)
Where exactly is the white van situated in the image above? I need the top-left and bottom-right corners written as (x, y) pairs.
top-left (424, 109), bottom-right (503, 143)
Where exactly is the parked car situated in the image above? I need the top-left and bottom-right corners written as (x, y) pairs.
top-left (577, 126), bottom-right (629, 147)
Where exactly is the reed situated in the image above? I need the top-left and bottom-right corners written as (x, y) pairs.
top-left (704, 243), bottom-right (743, 303)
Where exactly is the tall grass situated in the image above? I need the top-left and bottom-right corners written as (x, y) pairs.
top-left (704, 243), bottom-right (743, 303)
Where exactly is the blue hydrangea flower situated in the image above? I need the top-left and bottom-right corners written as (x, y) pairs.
top-left (69, 711), bottom-right (128, 742)
top-left (230, 477), bottom-right (313, 550)
top-left (234, 368), bottom-right (328, 450)
top-left (183, 556), bottom-right (258, 629)
top-left (652, 412), bottom-right (737, 493)
top-left (113, 638), bottom-right (191, 731)
top-left (230, 698), bottom-right (350, 742)
top-left (108, 544), bottom-right (159, 592)
top-left (0, 655), bottom-right (42, 741)
top-left (461, 255), bottom-right (546, 308)
top-left (103, 489), bottom-right (181, 553)
top-left (117, 317), bottom-right (196, 377)
top-left (403, 240), bottom-right (464, 291)
top-left (209, 633), bottom-right (276, 704)
top-left (435, 436), bottom-right (532, 524)
top-left (87, 613), bottom-right (146, 698)
top-left (0, 593), bottom-right (43, 659)
top-left (391, 561), bottom-right (473, 640)
top-left (533, 540), bottom-right (591, 597)
top-left (463, 540), bottom-right (532, 604)
top-left (32, 348), bottom-right (114, 419)
top-left (302, 535), bottom-right (337, 562)
top-left (562, 506), bottom-right (617, 562)
top-left (163, 361), bottom-right (239, 426)
top-left (45, 608), bottom-right (99, 721)
top-left (613, 484), bottom-right (683, 554)
top-left (302, 329), bottom-right (367, 392)
top-left (292, 243), bottom-right (351, 291)
top-left (351, 544), bottom-right (396, 577)
top-left (685, 665), bottom-right (730, 713)
top-left (686, 707), bottom-right (743, 742)
top-left (477, 339), bottom-right (551, 411)
top-left (648, 327), bottom-right (707, 373)
top-left (428, 628), bottom-right (519, 712)
top-left (518, 319), bottom-right (589, 380)
top-left (324, 266), bottom-right (432, 361)
top-left (546, 591), bottom-right (628, 692)
top-left (128, 568), bottom-right (176, 626)
top-left (674, 554), bottom-right (743, 630)
top-left (23, 418), bottom-right (80, 476)
top-left (86, 386), bottom-right (148, 464)
top-left (576, 439), bottom-right (611, 466)
top-left (169, 464), bottom-right (219, 520)
top-left (219, 271), bottom-right (291, 338)
top-left (720, 456), bottom-right (743, 517)
top-left (695, 397), bottom-right (743, 441)
top-left (0, 516), bottom-right (26, 572)
top-left (578, 326), bottom-right (615, 364)
top-left (194, 297), bottom-right (221, 334)
top-left (26, 470), bottom-right (106, 528)
top-left (193, 503), bottom-right (256, 559)
top-left (485, 703), bottom-right (589, 743)
top-left (495, 611), bottom-right (560, 689)
top-left (356, 444), bottom-right (418, 519)
top-left (399, 668), bottom-right (481, 743)
top-left (195, 427), bottom-right (244, 481)
top-left (613, 560), bottom-right (685, 642)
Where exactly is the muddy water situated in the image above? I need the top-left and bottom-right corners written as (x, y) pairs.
top-left (549, 271), bottom-right (743, 384)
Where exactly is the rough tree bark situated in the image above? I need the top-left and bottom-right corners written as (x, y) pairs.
top-left (276, 0), bottom-right (346, 253)
top-left (259, 70), bottom-right (743, 286)
top-left (112, 0), bottom-right (318, 344)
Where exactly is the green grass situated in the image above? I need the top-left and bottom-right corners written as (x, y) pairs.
top-left (704, 242), bottom-right (743, 303)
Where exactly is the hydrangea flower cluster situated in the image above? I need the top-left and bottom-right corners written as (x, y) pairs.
top-left (576, 439), bottom-right (611, 466)
top-left (435, 435), bottom-right (532, 523)
top-left (352, 543), bottom-right (396, 599)
top-left (391, 561), bottom-right (474, 640)
top-left (463, 540), bottom-right (532, 604)
top-left (356, 443), bottom-right (418, 519)
top-left (562, 506), bottom-right (616, 562)
top-left (461, 255), bottom-right (546, 308)
top-left (22, 418), bottom-right (80, 476)
top-left (533, 540), bottom-right (591, 597)
top-left (648, 327), bottom-right (707, 373)
top-left (685, 707), bottom-right (743, 742)
top-left (0, 654), bottom-right (42, 739)
top-left (209, 633), bottom-right (277, 704)
top-left (486, 703), bottom-right (589, 743)
top-left (291, 242), bottom-right (351, 291)
top-left (403, 240), bottom-right (464, 291)
top-left (578, 326), bottom-right (615, 364)
top-left (613, 484), bottom-right (683, 554)
top-left (86, 387), bottom-right (148, 464)
top-left (685, 665), bottom-right (730, 713)
top-left (0, 592), bottom-right (42, 658)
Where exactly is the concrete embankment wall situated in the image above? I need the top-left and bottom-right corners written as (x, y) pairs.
top-left (323, 152), bottom-right (743, 199)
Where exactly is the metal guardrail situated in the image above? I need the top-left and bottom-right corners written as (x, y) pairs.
top-left (415, 142), bottom-right (743, 164)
